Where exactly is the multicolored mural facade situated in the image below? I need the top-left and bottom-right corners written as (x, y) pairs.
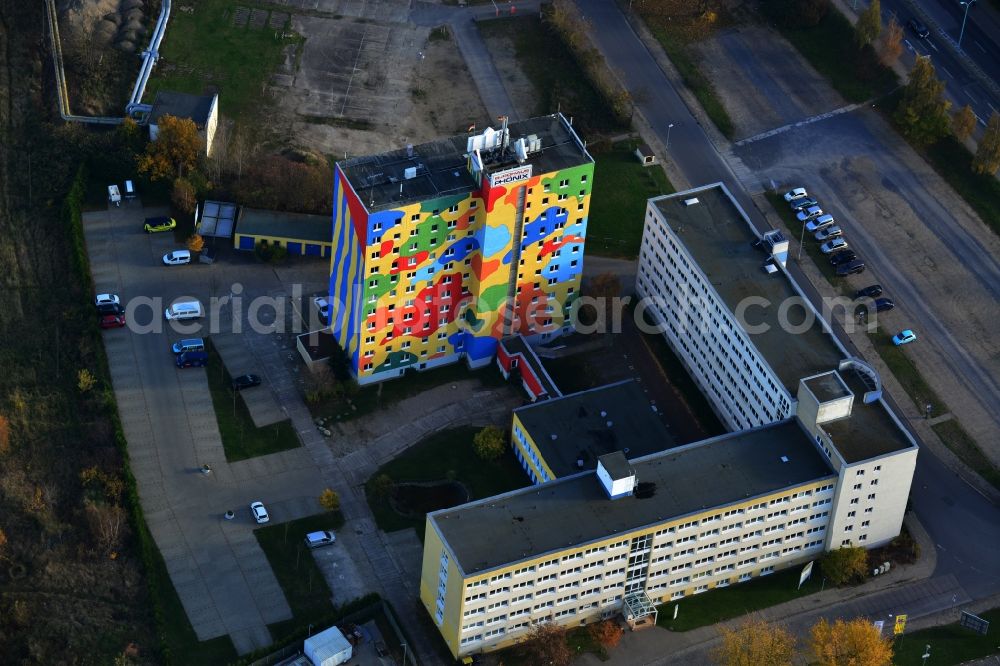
top-left (329, 127), bottom-right (594, 384)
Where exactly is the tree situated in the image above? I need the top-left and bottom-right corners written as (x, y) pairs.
top-left (893, 56), bottom-right (952, 145)
top-left (953, 104), bottom-right (977, 142)
top-left (85, 502), bottom-right (127, 553)
top-left (0, 528), bottom-right (7, 557)
top-left (371, 474), bottom-right (394, 500)
top-left (809, 617), bottom-right (893, 666)
top-left (77, 368), bottom-right (97, 393)
top-left (172, 177), bottom-right (197, 215)
top-left (712, 615), bottom-right (796, 666)
top-left (972, 111), bottom-right (1000, 175)
top-left (186, 234), bottom-right (205, 254)
top-left (879, 17), bottom-right (903, 65)
top-left (821, 546), bottom-right (869, 586)
top-left (473, 425), bottom-right (506, 462)
top-left (0, 414), bottom-right (9, 455)
top-left (517, 622), bottom-right (572, 666)
top-left (588, 619), bottom-right (625, 649)
top-left (855, 0), bottom-right (881, 47)
top-left (764, 0), bottom-right (830, 28)
top-left (138, 114), bottom-right (203, 181)
top-left (319, 488), bottom-right (341, 512)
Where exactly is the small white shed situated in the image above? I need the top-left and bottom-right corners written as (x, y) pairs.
top-left (304, 626), bottom-right (352, 666)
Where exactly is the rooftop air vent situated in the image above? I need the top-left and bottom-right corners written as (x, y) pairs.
top-left (404, 166), bottom-right (417, 180)
top-left (780, 455), bottom-right (789, 463)
top-left (683, 197), bottom-right (700, 206)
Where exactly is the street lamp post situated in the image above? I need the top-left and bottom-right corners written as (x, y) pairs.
top-left (667, 123), bottom-right (675, 150)
top-left (922, 644), bottom-right (931, 666)
top-left (959, 0), bottom-right (977, 51)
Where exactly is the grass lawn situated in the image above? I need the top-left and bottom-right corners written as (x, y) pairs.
top-left (254, 512), bottom-right (345, 629)
top-left (932, 420), bottom-right (1000, 490)
top-left (589, 141), bottom-right (674, 258)
top-left (769, 8), bottom-right (898, 103)
top-left (478, 15), bottom-right (627, 138)
top-left (310, 362), bottom-right (508, 423)
top-left (894, 608), bottom-right (1000, 665)
top-left (925, 137), bottom-right (1000, 238)
top-left (658, 564), bottom-right (824, 631)
top-left (204, 340), bottom-right (300, 461)
top-left (365, 426), bottom-right (530, 534)
top-left (146, 0), bottom-right (301, 121)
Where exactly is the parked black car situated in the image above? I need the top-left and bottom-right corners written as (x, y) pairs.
top-left (232, 374), bottom-right (262, 391)
top-left (836, 259), bottom-right (866, 276)
top-left (873, 298), bottom-right (895, 312)
top-left (855, 284), bottom-right (883, 299)
top-left (829, 250), bottom-right (858, 266)
top-left (907, 18), bottom-right (930, 38)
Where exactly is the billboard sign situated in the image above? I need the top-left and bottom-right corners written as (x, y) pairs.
top-left (960, 611), bottom-right (990, 636)
top-left (798, 561), bottom-right (814, 589)
top-left (894, 614), bottom-right (908, 635)
top-left (489, 164), bottom-right (533, 188)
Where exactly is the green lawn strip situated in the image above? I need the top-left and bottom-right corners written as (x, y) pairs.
top-left (894, 608), bottom-right (1000, 665)
top-left (770, 9), bottom-right (898, 103)
top-left (643, 25), bottom-right (735, 139)
top-left (478, 15), bottom-right (627, 137)
top-left (589, 141), bottom-right (673, 258)
top-left (634, 306), bottom-right (726, 438)
top-left (311, 363), bottom-right (508, 423)
top-left (932, 420), bottom-right (1000, 491)
top-left (253, 512), bottom-right (345, 624)
top-left (658, 565), bottom-right (824, 631)
top-left (147, 0), bottom-right (301, 121)
top-left (204, 340), bottom-right (300, 461)
top-left (365, 426), bottom-right (530, 534)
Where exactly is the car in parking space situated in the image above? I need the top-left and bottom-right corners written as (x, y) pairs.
top-left (304, 531), bottom-right (336, 549)
top-left (796, 206), bottom-right (824, 222)
top-left (162, 250), bottom-right (191, 266)
top-left (805, 214), bottom-right (835, 233)
top-left (144, 216), bottom-right (177, 233)
top-left (830, 250), bottom-right (858, 265)
top-left (820, 238), bottom-right (849, 254)
top-left (95, 293), bottom-right (120, 308)
top-left (814, 226), bottom-right (843, 242)
top-left (232, 374), bottom-right (262, 391)
top-left (892, 329), bottom-right (917, 345)
top-left (907, 18), bottom-right (930, 38)
top-left (175, 351), bottom-right (208, 368)
top-left (836, 259), bottom-right (866, 276)
top-left (790, 197), bottom-right (819, 211)
top-left (97, 302), bottom-right (125, 316)
top-left (313, 296), bottom-right (331, 325)
top-left (250, 501), bottom-right (270, 524)
top-left (99, 313), bottom-right (126, 329)
top-left (783, 187), bottom-right (808, 202)
top-left (872, 298), bottom-right (895, 312)
top-left (855, 284), bottom-right (883, 299)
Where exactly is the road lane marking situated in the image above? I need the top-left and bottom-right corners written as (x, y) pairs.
top-left (966, 90), bottom-right (980, 103)
top-left (975, 41), bottom-right (986, 54)
top-left (928, 40), bottom-right (939, 52)
top-left (940, 65), bottom-right (954, 78)
top-left (734, 102), bottom-right (864, 146)
top-left (975, 113), bottom-right (986, 126)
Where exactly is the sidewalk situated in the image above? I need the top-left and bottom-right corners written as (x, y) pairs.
top-left (579, 512), bottom-right (945, 665)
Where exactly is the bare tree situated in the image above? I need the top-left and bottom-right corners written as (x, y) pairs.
top-left (85, 502), bottom-right (126, 553)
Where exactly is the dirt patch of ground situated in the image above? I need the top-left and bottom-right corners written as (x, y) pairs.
top-left (693, 24), bottom-right (845, 140)
top-left (277, 15), bottom-right (488, 157)
top-left (478, 24), bottom-right (539, 121)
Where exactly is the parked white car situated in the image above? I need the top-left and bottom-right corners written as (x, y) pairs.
top-left (163, 250), bottom-right (192, 266)
top-left (250, 501), bottom-right (270, 524)
top-left (814, 226), bottom-right (843, 242)
top-left (805, 214), bottom-right (835, 233)
top-left (783, 187), bottom-right (808, 202)
top-left (796, 206), bottom-right (824, 222)
top-left (95, 293), bottom-right (121, 307)
top-left (820, 238), bottom-right (850, 254)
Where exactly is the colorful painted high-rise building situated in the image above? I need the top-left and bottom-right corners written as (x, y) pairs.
top-left (328, 114), bottom-right (595, 384)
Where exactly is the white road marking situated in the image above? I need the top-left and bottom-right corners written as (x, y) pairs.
top-left (940, 65), bottom-right (954, 78)
top-left (975, 41), bottom-right (987, 54)
top-left (989, 102), bottom-right (998, 113)
top-left (966, 90), bottom-right (980, 103)
top-left (975, 114), bottom-right (986, 126)
top-left (928, 40), bottom-right (939, 52)
top-left (735, 103), bottom-right (864, 146)
top-left (904, 38), bottom-right (915, 52)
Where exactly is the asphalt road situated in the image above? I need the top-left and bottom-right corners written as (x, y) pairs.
top-left (574, 0), bottom-right (1000, 605)
top-left (882, 0), bottom-right (1000, 128)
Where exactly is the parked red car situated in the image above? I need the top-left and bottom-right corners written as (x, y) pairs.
top-left (100, 314), bottom-right (126, 329)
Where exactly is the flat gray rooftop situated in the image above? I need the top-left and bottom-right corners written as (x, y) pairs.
top-left (150, 90), bottom-right (214, 126)
top-left (651, 186), bottom-right (912, 463)
top-left (823, 370), bottom-right (912, 463)
top-left (236, 208), bottom-right (332, 244)
top-left (515, 380), bottom-right (675, 478)
top-left (432, 419), bottom-right (835, 576)
top-left (803, 372), bottom-right (850, 404)
top-left (338, 115), bottom-right (592, 212)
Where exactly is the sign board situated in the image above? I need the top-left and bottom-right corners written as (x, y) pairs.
top-left (960, 611), bottom-right (990, 636)
top-left (873, 620), bottom-right (885, 636)
top-left (893, 614), bottom-right (908, 635)
top-left (489, 164), bottom-right (533, 188)
top-left (798, 561), bottom-right (814, 590)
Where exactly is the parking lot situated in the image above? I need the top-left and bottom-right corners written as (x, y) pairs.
top-left (83, 199), bottom-right (333, 654)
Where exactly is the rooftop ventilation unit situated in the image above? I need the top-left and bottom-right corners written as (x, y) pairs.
top-left (526, 134), bottom-right (542, 153)
top-left (406, 143), bottom-right (414, 158)
top-left (683, 197), bottom-right (700, 206)
top-left (404, 166), bottom-right (417, 180)
top-left (514, 137), bottom-right (528, 163)
top-left (596, 452), bottom-right (636, 500)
